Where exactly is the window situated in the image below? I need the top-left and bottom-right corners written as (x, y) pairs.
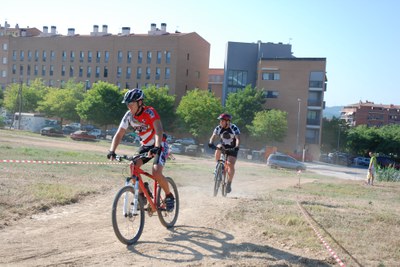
top-left (147, 51), bottom-right (152, 64)
top-left (42, 50), bottom-right (47, 62)
top-left (117, 67), bottom-right (122, 78)
top-left (262, 72), bottom-right (280, 80)
top-left (20, 50), bottom-right (24, 61)
top-left (79, 51), bottom-right (84, 62)
top-left (88, 51), bottom-right (92, 63)
top-left (306, 129), bottom-right (319, 144)
top-left (2, 70), bottom-right (7, 78)
top-left (2, 57), bottom-right (7, 64)
top-left (146, 67), bottom-right (151, 79)
top-left (228, 70), bottom-right (247, 87)
top-left (309, 71), bottom-right (324, 88)
top-left (105, 51), bottom-right (109, 63)
top-left (34, 65), bottom-right (38, 76)
top-left (136, 67), bottom-right (142, 79)
top-left (103, 66), bottom-right (108, 78)
top-left (69, 66), bottom-right (74, 77)
top-left (306, 110), bottom-right (320, 126)
top-left (264, 90), bottom-right (279, 98)
top-left (12, 64), bottom-right (16, 74)
top-left (155, 67), bottom-right (160, 80)
top-left (20, 65), bottom-right (23, 76)
top-left (186, 53), bottom-right (190, 60)
top-left (49, 65), bottom-right (54, 76)
top-left (62, 51), bottom-right (67, 62)
top-left (127, 51), bottom-right (132, 63)
top-left (96, 51), bottom-right (101, 63)
top-left (118, 51), bottom-right (123, 63)
top-left (96, 66), bottom-right (100, 78)
top-left (50, 50), bottom-right (55, 61)
top-left (12, 50), bottom-right (17, 61)
top-left (166, 51), bottom-right (171, 64)
top-left (165, 67), bottom-right (170, 79)
top-left (79, 66), bottom-right (83, 77)
top-left (138, 51), bottom-right (143, 64)
top-left (35, 50), bottom-right (39, 62)
top-left (87, 66), bottom-right (91, 78)
top-left (61, 65), bottom-right (66, 76)
top-left (157, 51), bottom-right (162, 64)
top-left (42, 65), bottom-right (46, 76)
top-left (70, 51), bottom-right (75, 62)
top-left (27, 65), bottom-right (31, 75)
top-left (2, 43), bottom-right (7, 50)
top-left (27, 50), bottom-right (32, 61)
top-left (126, 67), bottom-right (131, 79)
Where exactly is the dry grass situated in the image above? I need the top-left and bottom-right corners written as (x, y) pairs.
top-left (1, 129), bottom-right (400, 266)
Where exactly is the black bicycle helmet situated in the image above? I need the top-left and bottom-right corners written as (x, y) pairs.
top-left (122, 88), bottom-right (144, 104)
top-left (217, 113), bottom-right (232, 121)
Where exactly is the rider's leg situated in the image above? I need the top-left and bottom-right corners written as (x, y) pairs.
top-left (152, 164), bottom-right (171, 195)
top-left (226, 156), bottom-right (237, 182)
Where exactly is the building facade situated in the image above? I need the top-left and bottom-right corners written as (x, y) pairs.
top-left (0, 23), bottom-right (210, 103)
top-left (208, 68), bottom-right (224, 100)
top-left (223, 41), bottom-right (327, 158)
top-left (341, 101), bottom-right (400, 126)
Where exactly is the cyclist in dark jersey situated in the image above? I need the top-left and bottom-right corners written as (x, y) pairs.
top-left (208, 113), bottom-right (240, 193)
top-left (107, 88), bottom-right (174, 211)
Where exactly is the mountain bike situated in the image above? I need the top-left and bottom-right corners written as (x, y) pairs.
top-left (213, 147), bottom-right (228, 197)
top-left (111, 154), bottom-right (179, 245)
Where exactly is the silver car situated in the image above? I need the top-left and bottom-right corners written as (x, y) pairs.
top-left (267, 153), bottom-right (306, 171)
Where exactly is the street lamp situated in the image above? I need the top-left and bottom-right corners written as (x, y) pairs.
top-left (296, 98), bottom-right (301, 153)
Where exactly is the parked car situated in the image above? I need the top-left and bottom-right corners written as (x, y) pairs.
top-left (88, 128), bottom-right (106, 139)
top-left (40, 126), bottom-right (64, 137)
top-left (353, 156), bottom-right (370, 166)
top-left (105, 128), bottom-right (118, 139)
top-left (62, 125), bottom-right (77, 135)
top-left (175, 138), bottom-right (196, 146)
top-left (70, 130), bottom-right (97, 141)
top-left (377, 156), bottom-right (400, 169)
top-left (169, 143), bottom-right (184, 154)
top-left (185, 144), bottom-right (201, 156)
top-left (267, 153), bottom-right (306, 171)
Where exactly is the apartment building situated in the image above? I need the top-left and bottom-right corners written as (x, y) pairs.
top-left (341, 101), bottom-right (400, 126)
top-left (0, 23), bottom-right (210, 103)
top-left (208, 68), bottom-right (224, 100)
top-left (223, 41), bottom-right (327, 157)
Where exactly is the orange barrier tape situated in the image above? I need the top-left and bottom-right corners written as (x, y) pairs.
top-left (297, 201), bottom-right (346, 267)
top-left (1, 159), bottom-right (124, 165)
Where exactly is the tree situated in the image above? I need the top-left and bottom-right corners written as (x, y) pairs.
top-left (142, 85), bottom-right (176, 132)
top-left (247, 109), bottom-right (288, 146)
top-left (321, 117), bottom-right (349, 153)
top-left (225, 85), bottom-right (265, 135)
top-left (37, 80), bottom-right (85, 124)
top-left (3, 78), bottom-right (48, 114)
top-left (76, 81), bottom-right (125, 127)
top-left (176, 89), bottom-right (223, 141)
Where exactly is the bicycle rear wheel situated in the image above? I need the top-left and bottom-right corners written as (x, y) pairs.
top-left (156, 177), bottom-right (179, 228)
top-left (111, 185), bottom-right (145, 245)
top-left (213, 163), bottom-right (223, 196)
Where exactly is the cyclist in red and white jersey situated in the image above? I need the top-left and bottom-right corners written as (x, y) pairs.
top-left (107, 88), bottom-right (174, 211)
top-left (208, 113), bottom-right (240, 194)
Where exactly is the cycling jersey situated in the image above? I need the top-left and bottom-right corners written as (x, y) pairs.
top-left (213, 123), bottom-right (240, 147)
top-left (119, 106), bottom-right (160, 146)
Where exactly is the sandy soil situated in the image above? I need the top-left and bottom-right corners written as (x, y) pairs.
top-left (0, 133), bottom-right (332, 266)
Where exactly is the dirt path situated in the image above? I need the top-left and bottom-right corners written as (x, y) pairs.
top-left (0, 133), bottom-right (330, 266)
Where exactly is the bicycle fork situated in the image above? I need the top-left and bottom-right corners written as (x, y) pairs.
top-left (123, 176), bottom-right (140, 216)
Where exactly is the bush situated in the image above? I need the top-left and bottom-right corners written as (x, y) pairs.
top-left (377, 168), bottom-right (400, 182)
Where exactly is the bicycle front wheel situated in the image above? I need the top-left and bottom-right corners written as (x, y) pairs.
top-left (111, 185), bottom-right (145, 245)
top-left (213, 163), bottom-right (223, 197)
top-left (156, 177), bottom-right (179, 228)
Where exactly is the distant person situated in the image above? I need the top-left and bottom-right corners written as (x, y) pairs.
top-left (208, 113), bottom-right (240, 194)
top-left (366, 151), bottom-right (377, 186)
top-left (107, 88), bottom-right (174, 211)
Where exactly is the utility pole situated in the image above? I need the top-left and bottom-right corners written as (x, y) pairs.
top-left (296, 98), bottom-right (301, 153)
top-left (17, 79), bottom-right (23, 130)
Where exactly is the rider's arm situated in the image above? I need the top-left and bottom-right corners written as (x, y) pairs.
top-left (152, 119), bottom-right (163, 148)
top-left (110, 127), bottom-right (126, 152)
top-left (234, 135), bottom-right (240, 149)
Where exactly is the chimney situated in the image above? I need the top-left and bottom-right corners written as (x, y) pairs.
top-left (67, 28), bottom-right (75, 36)
top-left (93, 25), bottom-right (99, 33)
top-left (150, 23), bottom-right (156, 31)
top-left (43, 26), bottom-right (48, 34)
top-left (102, 25), bottom-right (108, 33)
top-left (51, 26), bottom-right (56, 34)
top-left (21, 29), bottom-right (26, 37)
top-left (122, 27), bottom-right (130, 35)
top-left (161, 23), bottom-right (167, 32)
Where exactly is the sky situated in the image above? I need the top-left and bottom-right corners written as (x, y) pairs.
top-left (2, 0), bottom-right (399, 107)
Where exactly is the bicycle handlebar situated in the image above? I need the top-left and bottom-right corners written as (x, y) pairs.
top-left (115, 153), bottom-right (150, 162)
